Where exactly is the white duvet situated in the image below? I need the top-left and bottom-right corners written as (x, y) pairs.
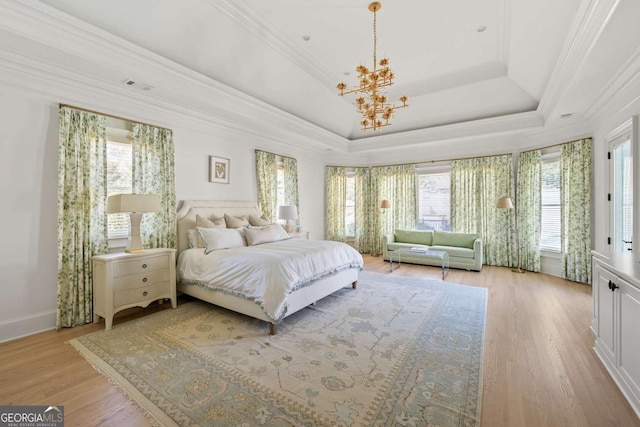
top-left (177, 239), bottom-right (364, 322)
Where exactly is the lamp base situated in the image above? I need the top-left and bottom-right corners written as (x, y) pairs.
top-left (511, 267), bottom-right (525, 273)
top-left (125, 212), bottom-right (146, 254)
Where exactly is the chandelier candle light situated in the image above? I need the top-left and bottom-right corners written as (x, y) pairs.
top-left (337, 2), bottom-right (408, 131)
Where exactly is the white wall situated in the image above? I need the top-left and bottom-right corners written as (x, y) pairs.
top-left (0, 76), bottom-right (328, 342)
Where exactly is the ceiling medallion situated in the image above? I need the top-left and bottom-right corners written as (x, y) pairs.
top-left (337, 2), bottom-right (408, 132)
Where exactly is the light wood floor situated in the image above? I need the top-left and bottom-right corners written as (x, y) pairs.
top-left (1, 255), bottom-right (639, 427)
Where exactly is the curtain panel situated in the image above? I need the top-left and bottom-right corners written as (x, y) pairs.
top-left (255, 150), bottom-right (278, 221)
top-left (451, 155), bottom-right (514, 266)
top-left (283, 157), bottom-right (300, 220)
top-left (57, 106), bottom-right (108, 328)
top-left (324, 166), bottom-right (347, 242)
top-left (517, 150), bottom-right (542, 272)
top-left (354, 168), bottom-right (373, 253)
top-left (561, 138), bottom-right (592, 283)
top-left (370, 164), bottom-right (417, 255)
top-left (132, 123), bottom-right (177, 249)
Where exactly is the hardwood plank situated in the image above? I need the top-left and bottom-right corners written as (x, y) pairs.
top-left (0, 257), bottom-right (638, 427)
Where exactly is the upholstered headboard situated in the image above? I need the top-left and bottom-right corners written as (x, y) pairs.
top-left (176, 200), bottom-right (262, 254)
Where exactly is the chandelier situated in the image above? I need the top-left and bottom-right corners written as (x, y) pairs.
top-left (337, 2), bottom-right (408, 132)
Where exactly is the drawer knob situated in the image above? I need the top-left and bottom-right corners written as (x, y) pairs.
top-left (142, 263), bottom-right (147, 269)
top-left (142, 277), bottom-right (148, 283)
top-left (143, 291), bottom-right (148, 296)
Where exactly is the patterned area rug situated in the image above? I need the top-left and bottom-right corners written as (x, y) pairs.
top-left (69, 271), bottom-right (486, 426)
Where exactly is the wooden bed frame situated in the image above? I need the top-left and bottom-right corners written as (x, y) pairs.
top-left (175, 200), bottom-right (359, 334)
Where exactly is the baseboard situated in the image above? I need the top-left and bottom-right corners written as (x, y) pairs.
top-left (0, 310), bottom-right (56, 343)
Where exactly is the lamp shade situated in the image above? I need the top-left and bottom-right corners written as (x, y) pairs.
top-left (380, 199), bottom-right (391, 209)
top-left (278, 205), bottom-right (298, 220)
top-left (106, 194), bottom-right (161, 214)
top-left (496, 197), bottom-right (514, 209)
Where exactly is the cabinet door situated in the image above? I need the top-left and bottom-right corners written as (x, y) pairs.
top-left (619, 278), bottom-right (640, 401)
top-left (594, 264), bottom-right (616, 363)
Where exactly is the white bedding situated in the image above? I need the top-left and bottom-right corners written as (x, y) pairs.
top-left (177, 239), bottom-right (364, 322)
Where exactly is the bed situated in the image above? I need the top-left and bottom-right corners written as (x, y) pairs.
top-left (176, 200), bottom-right (363, 334)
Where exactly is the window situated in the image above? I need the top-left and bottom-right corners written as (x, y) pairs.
top-left (345, 172), bottom-right (356, 237)
top-left (417, 167), bottom-right (451, 231)
top-left (106, 139), bottom-right (132, 238)
top-left (540, 153), bottom-right (561, 251)
top-left (612, 136), bottom-right (633, 252)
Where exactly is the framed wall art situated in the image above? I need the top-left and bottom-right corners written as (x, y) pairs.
top-left (209, 156), bottom-right (230, 184)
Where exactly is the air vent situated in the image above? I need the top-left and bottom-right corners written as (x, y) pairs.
top-left (122, 79), bottom-right (153, 91)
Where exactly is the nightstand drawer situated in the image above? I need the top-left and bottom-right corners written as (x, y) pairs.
top-left (113, 268), bottom-right (169, 291)
top-left (114, 255), bottom-right (169, 278)
top-left (114, 282), bottom-right (169, 307)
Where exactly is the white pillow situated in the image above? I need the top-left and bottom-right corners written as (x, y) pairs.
top-left (198, 227), bottom-right (245, 254)
top-left (244, 224), bottom-right (291, 246)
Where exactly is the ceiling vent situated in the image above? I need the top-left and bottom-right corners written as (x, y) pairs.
top-left (122, 79), bottom-right (153, 91)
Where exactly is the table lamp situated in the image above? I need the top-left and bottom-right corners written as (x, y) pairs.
top-left (278, 205), bottom-right (298, 233)
top-left (106, 194), bottom-right (161, 253)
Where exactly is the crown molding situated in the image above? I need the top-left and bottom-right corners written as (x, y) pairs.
top-left (348, 110), bottom-right (544, 153)
top-left (389, 61), bottom-right (508, 99)
top-left (583, 45), bottom-right (640, 127)
top-left (518, 118), bottom-right (593, 149)
top-left (537, 0), bottom-right (621, 121)
top-left (210, 0), bottom-right (337, 89)
top-left (0, 47), bottom-right (348, 160)
top-left (0, 0), bottom-right (350, 152)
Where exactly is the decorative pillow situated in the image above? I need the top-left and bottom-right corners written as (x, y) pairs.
top-left (224, 214), bottom-right (249, 228)
top-left (248, 214), bottom-right (272, 226)
top-left (187, 228), bottom-right (205, 248)
top-left (197, 227), bottom-right (245, 254)
top-left (244, 224), bottom-right (291, 246)
top-left (196, 214), bottom-right (226, 228)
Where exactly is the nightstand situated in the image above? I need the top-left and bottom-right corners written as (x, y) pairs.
top-left (92, 248), bottom-right (177, 330)
top-left (288, 231), bottom-right (310, 240)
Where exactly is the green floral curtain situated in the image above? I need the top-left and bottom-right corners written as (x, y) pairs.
top-left (561, 138), bottom-right (592, 283)
top-left (451, 155), bottom-right (514, 266)
top-left (517, 150), bottom-right (541, 272)
top-left (255, 150), bottom-right (277, 221)
top-left (325, 166), bottom-right (347, 242)
top-left (283, 156), bottom-right (300, 227)
top-left (354, 168), bottom-right (373, 253)
top-left (57, 106), bottom-right (108, 328)
top-left (132, 123), bottom-right (177, 249)
top-left (370, 164), bottom-right (417, 255)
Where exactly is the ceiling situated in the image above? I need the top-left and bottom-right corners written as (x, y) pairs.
top-left (2, 0), bottom-right (639, 154)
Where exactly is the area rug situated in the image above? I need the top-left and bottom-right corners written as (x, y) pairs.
top-left (69, 271), bottom-right (487, 426)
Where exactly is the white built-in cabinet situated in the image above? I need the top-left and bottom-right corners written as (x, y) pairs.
top-left (592, 252), bottom-right (640, 419)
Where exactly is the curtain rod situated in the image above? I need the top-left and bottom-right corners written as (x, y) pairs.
top-left (327, 152), bottom-right (513, 169)
top-left (254, 148), bottom-right (296, 161)
top-left (519, 137), bottom-right (592, 154)
top-left (327, 136), bottom-right (593, 169)
top-left (58, 103), bottom-right (172, 132)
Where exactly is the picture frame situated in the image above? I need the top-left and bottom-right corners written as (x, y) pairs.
top-left (209, 156), bottom-right (230, 184)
